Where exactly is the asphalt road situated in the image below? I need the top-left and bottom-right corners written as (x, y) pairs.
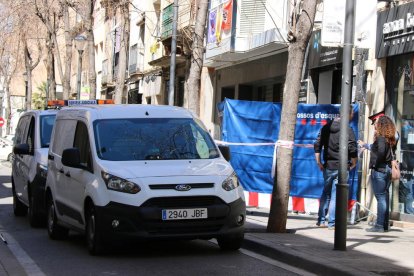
top-left (0, 161), bottom-right (311, 276)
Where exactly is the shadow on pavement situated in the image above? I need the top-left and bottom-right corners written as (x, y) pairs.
top-left (245, 210), bottom-right (414, 275)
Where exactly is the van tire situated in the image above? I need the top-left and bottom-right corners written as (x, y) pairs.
top-left (217, 234), bottom-right (244, 251)
top-left (86, 204), bottom-right (104, 255)
top-left (47, 196), bottom-right (68, 240)
top-left (29, 192), bottom-right (44, 227)
top-left (12, 182), bottom-right (27, 216)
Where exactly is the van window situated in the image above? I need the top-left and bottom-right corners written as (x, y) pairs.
top-left (93, 118), bottom-right (220, 161)
top-left (73, 121), bottom-right (93, 170)
top-left (40, 115), bottom-right (56, 147)
top-left (51, 119), bottom-right (76, 156)
top-left (26, 117), bottom-right (35, 153)
top-left (15, 116), bottom-right (29, 145)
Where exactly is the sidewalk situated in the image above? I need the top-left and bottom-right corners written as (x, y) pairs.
top-left (243, 207), bottom-right (414, 276)
top-left (0, 238), bottom-right (26, 276)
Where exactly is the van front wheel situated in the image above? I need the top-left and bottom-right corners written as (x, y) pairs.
top-left (47, 196), bottom-right (68, 240)
top-left (29, 192), bottom-right (44, 227)
top-left (12, 183), bottom-right (27, 216)
top-left (86, 204), bottom-right (104, 255)
top-left (217, 233), bottom-right (244, 251)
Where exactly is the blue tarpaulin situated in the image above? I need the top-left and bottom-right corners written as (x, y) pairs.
top-left (218, 99), bottom-right (359, 201)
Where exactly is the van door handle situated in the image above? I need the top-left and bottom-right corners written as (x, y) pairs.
top-left (48, 154), bottom-right (54, 160)
top-left (65, 172), bottom-right (71, 177)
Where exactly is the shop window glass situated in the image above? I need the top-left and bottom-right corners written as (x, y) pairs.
top-left (273, 83), bottom-right (283, 103)
top-left (238, 85), bottom-right (253, 101)
top-left (387, 53), bottom-right (414, 215)
top-left (221, 87), bottom-right (235, 102)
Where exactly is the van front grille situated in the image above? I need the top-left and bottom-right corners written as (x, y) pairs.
top-left (149, 183), bottom-right (214, 190)
top-left (141, 196), bottom-right (224, 208)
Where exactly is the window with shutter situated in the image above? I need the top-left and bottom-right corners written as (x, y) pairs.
top-left (129, 44), bottom-right (138, 73)
top-left (239, 0), bottom-right (266, 37)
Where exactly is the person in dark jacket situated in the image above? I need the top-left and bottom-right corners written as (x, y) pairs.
top-left (366, 115), bottom-right (397, 233)
top-left (314, 106), bottom-right (358, 229)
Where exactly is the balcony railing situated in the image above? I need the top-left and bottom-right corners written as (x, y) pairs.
top-left (161, 2), bottom-right (192, 40)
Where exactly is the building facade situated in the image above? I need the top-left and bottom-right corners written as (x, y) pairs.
top-left (373, 1), bottom-right (414, 220)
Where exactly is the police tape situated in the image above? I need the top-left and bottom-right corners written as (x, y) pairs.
top-left (214, 140), bottom-right (314, 178)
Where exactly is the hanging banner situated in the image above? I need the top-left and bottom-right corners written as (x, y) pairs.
top-left (222, 0), bottom-right (233, 31)
top-left (215, 4), bottom-right (223, 43)
top-left (218, 99), bottom-right (359, 201)
top-left (207, 0), bottom-right (233, 45)
top-left (208, 9), bottom-right (217, 44)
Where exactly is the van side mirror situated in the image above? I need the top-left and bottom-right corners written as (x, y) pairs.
top-left (13, 143), bottom-right (30, 155)
top-left (218, 145), bottom-right (231, 161)
top-left (62, 148), bottom-right (82, 168)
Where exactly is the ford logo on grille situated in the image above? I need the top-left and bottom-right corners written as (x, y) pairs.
top-left (175, 184), bottom-right (191, 191)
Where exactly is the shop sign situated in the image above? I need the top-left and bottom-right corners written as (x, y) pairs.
top-left (321, 0), bottom-right (346, 47)
top-left (376, 2), bottom-right (414, 58)
top-left (298, 80), bottom-right (308, 103)
top-left (321, 0), bottom-right (377, 48)
top-left (308, 30), bottom-right (343, 69)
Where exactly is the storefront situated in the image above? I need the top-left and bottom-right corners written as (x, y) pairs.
top-left (308, 30), bottom-right (343, 104)
top-left (377, 2), bottom-right (414, 218)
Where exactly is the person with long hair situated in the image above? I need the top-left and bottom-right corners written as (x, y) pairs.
top-left (366, 115), bottom-right (397, 233)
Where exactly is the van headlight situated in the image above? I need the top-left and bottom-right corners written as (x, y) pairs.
top-left (222, 173), bottom-right (239, 191)
top-left (101, 171), bottom-right (141, 194)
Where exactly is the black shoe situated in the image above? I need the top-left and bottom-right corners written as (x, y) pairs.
top-left (366, 226), bottom-right (384, 233)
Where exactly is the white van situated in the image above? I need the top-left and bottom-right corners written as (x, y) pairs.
top-left (45, 104), bottom-right (245, 255)
top-left (12, 109), bottom-right (58, 227)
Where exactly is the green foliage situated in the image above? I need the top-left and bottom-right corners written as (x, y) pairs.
top-left (32, 81), bottom-right (47, 110)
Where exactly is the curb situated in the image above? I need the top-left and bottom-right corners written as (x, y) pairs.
top-left (0, 238), bottom-right (26, 276)
top-left (242, 234), bottom-right (365, 276)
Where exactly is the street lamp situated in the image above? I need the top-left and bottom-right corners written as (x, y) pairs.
top-left (74, 35), bottom-right (87, 100)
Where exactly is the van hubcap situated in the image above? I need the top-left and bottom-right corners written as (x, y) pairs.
top-left (87, 213), bottom-right (95, 246)
top-left (48, 202), bottom-right (55, 232)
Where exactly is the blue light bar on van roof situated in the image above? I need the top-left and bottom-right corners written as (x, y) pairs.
top-left (68, 100), bottom-right (98, 105)
top-left (47, 99), bottom-right (114, 108)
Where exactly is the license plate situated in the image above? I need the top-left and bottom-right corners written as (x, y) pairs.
top-left (162, 208), bottom-right (208, 220)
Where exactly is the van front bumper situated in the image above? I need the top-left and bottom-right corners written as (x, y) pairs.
top-left (94, 196), bottom-right (245, 241)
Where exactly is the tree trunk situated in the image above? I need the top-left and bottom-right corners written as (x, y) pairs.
top-left (23, 34), bottom-right (41, 110)
top-left (86, 0), bottom-right (97, 100)
top-left (5, 81), bottom-right (11, 135)
top-left (46, 27), bottom-right (56, 100)
top-left (24, 41), bottom-right (33, 110)
top-left (35, 1), bottom-right (65, 94)
top-left (62, 3), bottom-right (73, 100)
top-left (186, 0), bottom-right (209, 116)
top-left (267, 0), bottom-right (317, 233)
top-left (114, 1), bottom-right (130, 104)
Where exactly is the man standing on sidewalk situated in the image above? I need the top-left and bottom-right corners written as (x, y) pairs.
top-left (314, 106), bottom-right (358, 229)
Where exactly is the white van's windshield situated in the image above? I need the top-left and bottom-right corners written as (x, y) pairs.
top-left (93, 118), bottom-right (220, 161)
